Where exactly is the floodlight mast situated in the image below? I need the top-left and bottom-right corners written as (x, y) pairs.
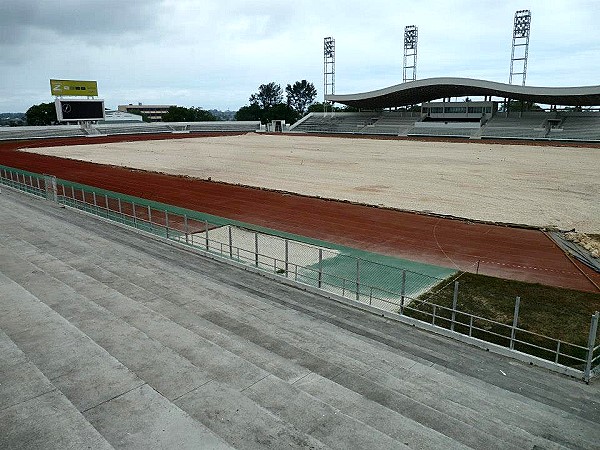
top-left (509, 10), bottom-right (531, 86)
top-left (403, 26), bottom-right (418, 83)
top-left (324, 37), bottom-right (335, 113)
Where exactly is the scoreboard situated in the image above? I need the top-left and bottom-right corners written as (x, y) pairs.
top-left (55, 99), bottom-right (105, 121)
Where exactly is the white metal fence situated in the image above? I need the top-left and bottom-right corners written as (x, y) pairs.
top-left (1, 165), bottom-right (599, 382)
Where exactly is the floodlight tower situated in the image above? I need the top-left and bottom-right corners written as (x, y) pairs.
top-left (509, 10), bottom-right (531, 86)
top-left (324, 37), bottom-right (335, 112)
top-left (403, 25), bottom-right (418, 83)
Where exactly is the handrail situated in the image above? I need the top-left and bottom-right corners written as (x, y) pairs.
top-left (1, 165), bottom-right (598, 382)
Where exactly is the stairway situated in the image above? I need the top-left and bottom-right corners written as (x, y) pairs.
top-left (1, 190), bottom-right (598, 449)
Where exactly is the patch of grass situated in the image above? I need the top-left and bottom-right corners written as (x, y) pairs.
top-left (407, 272), bottom-right (600, 366)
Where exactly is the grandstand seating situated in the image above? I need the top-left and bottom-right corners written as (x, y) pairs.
top-left (479, 113), bottom-right (550, 140)
top-left (94, 123), bottom-right (174, 135)
top-left (290, 112), bottom-right (420, 135)
top-left (290, 112), bottom-right (374, 134)
top-left (366, 112), bottom-right (421, 135)
top-left (187, 121), bottom-right (260, 132)
top-left (551, 114), bottom-right (600, 141)
top-left (407, 126), bottom-right (480, 138)
top-left (0, 125), bottom-right (87, 141)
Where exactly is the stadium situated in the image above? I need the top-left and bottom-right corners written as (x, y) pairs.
top-left (1, 9), bottom-right (600, 450)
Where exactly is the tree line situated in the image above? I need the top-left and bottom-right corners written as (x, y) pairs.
top-left (21, 78), bottom-right (351, 126)
top-left (235, 80), bottom-right (317, 124)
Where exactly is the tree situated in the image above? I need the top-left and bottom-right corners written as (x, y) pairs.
top-left (26, 102), bottom-right (57, 126)
top-left (162, 106), bottom-right (216, 122)
top-left (249, 82), bottom-right (283, 109)
top-left (499, 100), bottom-right (543, 113)
top-left (234, 103), bottom-right (262, 121)
top-left (285, 80), bottom-right (317, 115)
top-left (266, 103), bottom-right (300, 125)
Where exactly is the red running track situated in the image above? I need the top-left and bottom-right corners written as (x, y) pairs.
top-left (1, 134), bottom-right (599, 293)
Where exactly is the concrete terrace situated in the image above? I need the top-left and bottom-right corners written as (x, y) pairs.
top-left (0, 189), bottom-right (599, 450)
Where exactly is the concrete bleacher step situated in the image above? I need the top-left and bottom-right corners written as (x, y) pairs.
top-left (0, 276), bottom-right (115, 450)
top-left (0, 251), bottom-right (234, 448)
top-left (3, 236), bottom-right (566, 450)
top-left (3, 193), bottom-right (598, 448)
top-left (0, 328), bottom-right (115, 450)
top-left (0, 233), bottom-right (332, 446)
top-left (1, 205), bottom-right (466, 448)
top-left (7, 217), bottom-right (592, 446)
top-left (1, 242), bottom-right (406, 449)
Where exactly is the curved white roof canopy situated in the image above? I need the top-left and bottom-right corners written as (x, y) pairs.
top-left (325, 77), bottom-right (600, 108)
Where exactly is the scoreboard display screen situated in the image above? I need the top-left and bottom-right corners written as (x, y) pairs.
top-left (55, 99), bottom-right (105, 121)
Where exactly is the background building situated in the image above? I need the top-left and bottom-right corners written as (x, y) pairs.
top-left (118, 103), bottom-right (176, 122)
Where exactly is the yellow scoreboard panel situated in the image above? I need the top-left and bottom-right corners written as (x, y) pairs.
top-left (50, 79), bottom-right (98, 97)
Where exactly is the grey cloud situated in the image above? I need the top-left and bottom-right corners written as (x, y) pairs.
top-left (0, 0), bottom-right (164, 41)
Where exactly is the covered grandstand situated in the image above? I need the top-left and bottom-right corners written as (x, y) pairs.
top-left (287, 77), bottom-right (600, 142)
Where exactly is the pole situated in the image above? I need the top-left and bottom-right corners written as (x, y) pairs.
top-left (584, 311), bottom-right (599, 383)
top-left (228, 226), bottom-right (233, 259)
top-left (510, 296), bottom-right (521, 350)
top-left (205, 220), bottom-right (209, 251)
top-left (165, 210), bottom-right (169, 239)
top-left (254, 232), bottom-right (259, 267)
top-left (132, 202), bottom-right (137, 227)
top-left (451, 281), bottom-right (459, 331)
top-left (318, 248), bottom-right (323, 288)
top-left (400, 270), bottom-right (406, 314)
top-left (285, 239), bottom-right (289, 277)
top-left (356, 259), bottom-right (360, 301)
top-left (184, 214), bottom-right (189, 244)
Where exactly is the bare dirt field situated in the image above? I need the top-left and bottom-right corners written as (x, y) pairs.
top-left (3, 134), bottom-right (599, 291)
top-left (22, 133), bottom-right (600, 233)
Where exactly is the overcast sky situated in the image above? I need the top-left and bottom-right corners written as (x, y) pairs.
top-left (1, 0), bottom-right (599, 112)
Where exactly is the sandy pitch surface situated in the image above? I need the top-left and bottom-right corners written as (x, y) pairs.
top-left (24, 133), bottom-right (600, 233)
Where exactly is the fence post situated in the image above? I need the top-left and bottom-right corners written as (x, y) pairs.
top-left (510, 296), bottom-right (521, 350)
top-left (184, 214), bottom-right (189, 244)
top-left (104, 194), bottom-right (109, 216)
top-left (318, 248), bottom-right (323, 288)
top-left (451, 281), bottom-right (459, 332)
top-left (205, 220), bottom-right (209, 251)
top-left (284, 239), bottom-right (289, 277)
top-left (254, 232), bottom-right (259, 267)
top-left (92, 192), bottom-right (97, 211)
top-left (132, 202), bottom-right (137, 227)
top-left (147, 206), bottom-right (152, 231)
top-left (118, 197), bottom-right (122, 219)
top-left (165, 210), bottom-right (169, 239)
top-left (44, 175), bottom-right (57, 203)
top-left (82, 188), bottom-right (86, 208)
top-left (400, 270), bottom-right (406, 314)
top-left (356, 258), bottom-right (360, 301)
top-left (228, 226), bottom-right (233, 259)
top-left (584, 311), bottom-right (599, 383)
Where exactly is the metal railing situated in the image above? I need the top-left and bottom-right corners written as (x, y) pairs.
top-left (1, 165), bottom-right (599, 382)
